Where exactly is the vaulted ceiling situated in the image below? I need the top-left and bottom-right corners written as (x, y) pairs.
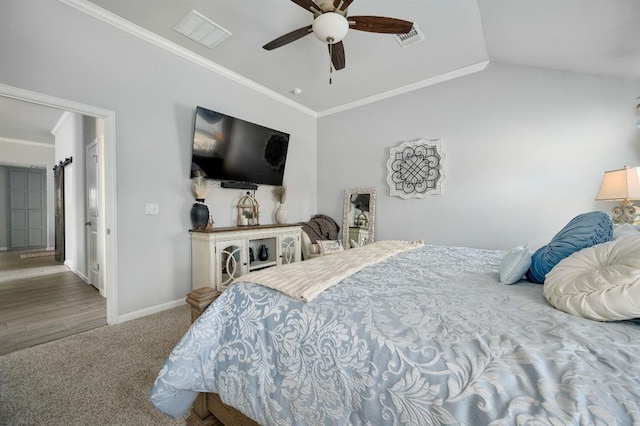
top-left (81, 0), bottom-right (640, 114)
top-left (2, 0), bottom-right (639, 145)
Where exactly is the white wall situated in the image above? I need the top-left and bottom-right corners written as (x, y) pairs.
top-left (0, 0), bottom-right (317, 316)
top-left (318, 63), bottom-right (640, 250)
top-left (0, 140), bottom-right (55, 249)
top-left (53, 112), bottom-right (88, 278)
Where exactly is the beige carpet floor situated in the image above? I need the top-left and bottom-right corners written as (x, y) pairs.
top-left (0, 305), bottom-right (192, 425)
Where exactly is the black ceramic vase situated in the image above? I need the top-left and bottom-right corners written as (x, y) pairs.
top-left (258, 245), bottom-right (269, 261)
top-left (191, 199), bottom-right (209, 230)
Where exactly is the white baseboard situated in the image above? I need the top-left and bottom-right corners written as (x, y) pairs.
top-left (65, 262), bottom-right (90, 283)
top-left (0, 247), bottom-right (7, 251)
top-left (115, 298), bottom-right (187, 324)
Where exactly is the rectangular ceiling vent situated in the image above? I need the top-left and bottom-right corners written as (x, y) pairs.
top-left (173, 10), bottom-right (231, 49)
top-left (394, 23), bottom-right (424, 48)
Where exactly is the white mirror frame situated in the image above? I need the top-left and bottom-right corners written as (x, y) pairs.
top-left (342, 187), bottom-right (376, 249)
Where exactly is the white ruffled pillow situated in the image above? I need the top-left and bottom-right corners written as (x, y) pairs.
top-left (499, 245), bottom-right (532, 285)
top-left (544, 235), bottom-right (640, 321)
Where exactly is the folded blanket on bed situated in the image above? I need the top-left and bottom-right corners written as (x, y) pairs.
top-left (238, 239), bottom-right (424, 301)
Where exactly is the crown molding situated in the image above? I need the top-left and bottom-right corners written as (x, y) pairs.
top-left (316, 61), bottom-right (490, 117)
top-left (56, 0), bottom-right (490, 119)
top-left (0, 136), bottom-right (55, 149)
top-left (0, 83), bottom-right (111, 118)
top-left (57, 0), bottom-right (317, 118)
top-left (50, 111), bottom-right (74, 136)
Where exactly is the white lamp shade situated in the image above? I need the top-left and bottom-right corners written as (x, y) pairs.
top-left (595, 166), bottom-right (640, 201)
top-left (312, 12), bottom-right (349, 44)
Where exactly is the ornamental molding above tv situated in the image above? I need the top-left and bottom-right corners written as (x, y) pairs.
top-left (190, 106), bottom-right (290, 188)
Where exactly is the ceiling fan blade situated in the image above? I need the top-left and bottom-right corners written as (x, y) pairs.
top-left (263, 25), bottom-right (313, 50)
top-left (349, 16), bottom-right (413, 34)
top-left (333, 0), bottom-right (342, 9)
top-left (329, 41), bottom-right (346, 70)
top-left (339, 0), bottom-right (355, 11)
top-left (290, 0), bottom-right (322, 14)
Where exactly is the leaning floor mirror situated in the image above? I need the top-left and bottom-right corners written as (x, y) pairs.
top-left (343, 187), bottom-right (377, 249)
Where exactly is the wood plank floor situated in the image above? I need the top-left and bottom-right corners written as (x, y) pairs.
top-left (0, 250), bottom-right (106, 356)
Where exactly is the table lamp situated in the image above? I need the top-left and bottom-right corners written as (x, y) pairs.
top-left (595, 165), bottom-right (640, 224)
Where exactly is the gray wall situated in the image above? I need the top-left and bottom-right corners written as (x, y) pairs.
top-left (0, 0), bottom-right (317, 316)
top-left (5, 1), bottom-right (637, 317)
top-left (318, 63), bottom-right (640, 250)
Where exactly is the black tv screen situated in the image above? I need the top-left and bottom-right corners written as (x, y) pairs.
top-left (190, 106), bottom-right (290, 186)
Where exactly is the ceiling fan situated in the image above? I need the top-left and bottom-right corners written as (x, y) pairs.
top-left (263, 0), bottom-right (413, 74)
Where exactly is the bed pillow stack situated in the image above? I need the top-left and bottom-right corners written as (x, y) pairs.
top-left (526, 211), bottom-right (613, 284)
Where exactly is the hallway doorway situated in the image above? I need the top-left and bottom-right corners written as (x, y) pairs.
top-left (0, 83), bottom-right (118, 329)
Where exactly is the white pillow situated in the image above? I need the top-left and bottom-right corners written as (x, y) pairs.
top-left (316, 240), bottom-right (344, 255)
top-left (613, 223), bottom-right (640, 239)
top-left (499, 245), bottom-right (532, 285)
top-left (544, 235), bottom-right (640, 321)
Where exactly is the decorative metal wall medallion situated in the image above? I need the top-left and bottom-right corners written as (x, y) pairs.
top-left (386, 139), bottom-right (445, 199)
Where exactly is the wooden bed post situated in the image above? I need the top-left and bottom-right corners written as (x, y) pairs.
top-left (184, 287), bottom-right (260, 426)
top-left (186, 287), bottom-right (221, 323)
top-left (185, 287), bottom-right (222, 426)
top-left (188, 393), bottom-right (222, 426)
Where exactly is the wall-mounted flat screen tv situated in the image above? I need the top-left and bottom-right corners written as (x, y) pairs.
top-left (190, 106), bottom-right (290, 187)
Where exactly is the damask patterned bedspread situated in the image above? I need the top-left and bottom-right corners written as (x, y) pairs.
top-left (150, 245), bottom-right (640, 425)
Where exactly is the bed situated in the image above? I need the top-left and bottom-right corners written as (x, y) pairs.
top-left (150, 238), bottom-right (640, 425)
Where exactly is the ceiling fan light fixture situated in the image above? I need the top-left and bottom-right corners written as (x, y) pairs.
top-left (312, 12), bottom-right (348, 44)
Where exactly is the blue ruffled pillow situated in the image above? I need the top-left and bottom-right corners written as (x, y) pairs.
top-left (526, 211), bottom-right (613, 284)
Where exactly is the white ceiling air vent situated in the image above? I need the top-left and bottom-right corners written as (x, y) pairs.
top-left (173, 10), bottom-right (231, 49)
top-left (394, 23), bottom-right (424, 48)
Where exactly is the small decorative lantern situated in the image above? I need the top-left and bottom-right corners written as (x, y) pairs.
top-left (237, 192), bottom-right (260, 226)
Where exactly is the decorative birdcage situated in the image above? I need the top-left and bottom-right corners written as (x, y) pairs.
top-left (237, 192), bottom-right (260, 226)
top-left (356, 212), bottom-right (369, 229)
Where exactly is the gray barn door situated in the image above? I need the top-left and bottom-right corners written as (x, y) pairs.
top-left (8, 168), bottom-right (46, 250)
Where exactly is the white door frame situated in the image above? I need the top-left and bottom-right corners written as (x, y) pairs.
top-left (0, 83), bottom-right (119, 324)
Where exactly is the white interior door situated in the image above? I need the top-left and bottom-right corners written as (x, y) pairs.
top-left (86, 141), bottom-right (101, 293)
